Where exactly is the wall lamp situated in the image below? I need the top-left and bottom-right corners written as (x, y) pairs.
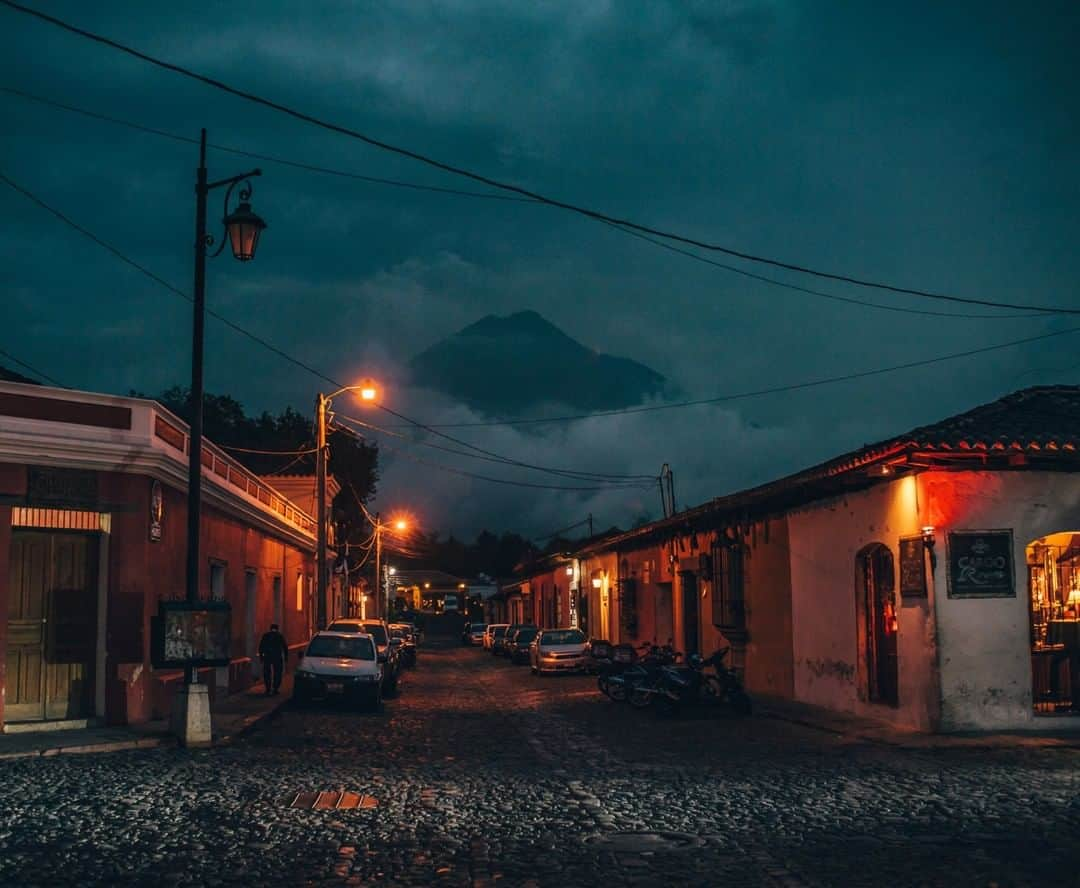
top-left (922, 525), bottom-right (937, 571)
top-left (591, 576), bottom-right (603, 589)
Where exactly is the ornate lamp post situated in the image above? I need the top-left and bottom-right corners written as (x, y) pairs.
top-left (174, 129), bottom-right (266, 746)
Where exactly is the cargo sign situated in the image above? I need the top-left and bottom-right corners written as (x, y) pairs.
top-left (946, 530), bottom-right (1015, 598)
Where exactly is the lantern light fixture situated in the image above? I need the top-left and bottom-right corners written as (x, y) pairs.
top-left (223, 198), bottom-right (266, 261)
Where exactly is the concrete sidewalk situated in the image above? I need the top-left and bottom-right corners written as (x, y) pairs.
top-left (757, 694), bottom-right (1080, 749)
top-left (0, 673), bottom-right (292, 761)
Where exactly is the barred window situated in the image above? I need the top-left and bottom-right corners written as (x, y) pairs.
top-left (711, 543), bottom-right (745, 629)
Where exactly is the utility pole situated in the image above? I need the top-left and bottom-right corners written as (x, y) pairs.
top-left (315, 393), bottom-right (328, 631)
top-left (374, 511), bottom-right (382, 619)
top-left (587, 513), bottom-right (593, 538)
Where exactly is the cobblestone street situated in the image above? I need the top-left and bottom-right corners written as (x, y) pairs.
top-left (2, 641), bottom-right (1079, 887)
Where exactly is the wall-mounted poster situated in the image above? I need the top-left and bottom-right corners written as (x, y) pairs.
top-left (947, 530), bottom-right (1015, 599)
top-left (899, 536), bottom-right (927, 599)
top-left (151, 601), bottom-right (232, 667)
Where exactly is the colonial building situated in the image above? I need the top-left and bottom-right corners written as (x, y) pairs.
top-left (526, 387), bottom-right (1080, 732)
top-left (0, 381), bottom-right (318, 731)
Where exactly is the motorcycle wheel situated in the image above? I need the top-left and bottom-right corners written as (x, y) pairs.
top-left (597, 675), bottom-right (612, 698)
top-left (728, 688), bottom-right (753, 716)
top-left (608, 680), bottom-right (628, 703)
top-left (628, 686), bottom-right (653, 709)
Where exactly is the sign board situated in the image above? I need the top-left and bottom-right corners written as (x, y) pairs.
top-left (27, 466), bottom-right (97, 509)
top-left (898, 536), bottom-right (927, 599)
top-left (151, 600), bottom-right (232, 667)
top-left (946, 530), bottom-right (1015, 599)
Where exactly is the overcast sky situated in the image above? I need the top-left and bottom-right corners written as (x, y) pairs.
top-left (2, 1), bottom-right (1078, 539)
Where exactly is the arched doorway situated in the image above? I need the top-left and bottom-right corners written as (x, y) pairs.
top-left (857, 543), bottom-right (898, 706)
top-left (1027, 532), bottom-right (1080, 714)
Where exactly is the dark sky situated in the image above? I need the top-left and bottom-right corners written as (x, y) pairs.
top-left (2, 1), bottom-right (1079, 538)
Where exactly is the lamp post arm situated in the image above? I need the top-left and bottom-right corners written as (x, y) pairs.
top-left (206, 168), bottom-right (262, 192)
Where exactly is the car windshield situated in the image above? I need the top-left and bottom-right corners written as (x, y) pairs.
top-left (361, 624), bottom-right (388, 645)
top-left (307, 635), bottom-right (375, 660)
top-left (517, 630), bottom-right (538, 643)
top-left (541, 630), bottom-right (585, 645)
top-left (493, 627), bottom-right (507, 638)
top-left (328, 621), bottom-right (364, 634)
top-left (472, 625), bottom-right (487, 632)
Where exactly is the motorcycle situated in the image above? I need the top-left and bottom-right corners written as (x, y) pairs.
top-left (629, 648), bottom-right (752, 716)
top-left (594, 641), bottom-right (653, 702)
top-left (610, 643), bottom-right (679, 703)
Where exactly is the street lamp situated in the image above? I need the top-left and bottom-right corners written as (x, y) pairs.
top-left (314, 379), bottom-right (381, 630)
top-left (177, 129), bottom-right (266, 746)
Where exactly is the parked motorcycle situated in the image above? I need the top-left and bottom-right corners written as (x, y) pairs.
top-left (629, 648), bottom-right (752, 716)
top-left (608, 643), bottom-right (679, 703)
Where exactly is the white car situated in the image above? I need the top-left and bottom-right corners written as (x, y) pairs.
top-left (294, 631), bottom-right (382, 710)
top-left (530, 628), bottom-right (588, 674)
top-left (484, 623), bottom-right (508, 650)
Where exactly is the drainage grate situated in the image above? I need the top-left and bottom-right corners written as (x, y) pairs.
top-left (584, 831), bottom-right (705, 854)
top-left (288, 791), bottom-right (378, 810)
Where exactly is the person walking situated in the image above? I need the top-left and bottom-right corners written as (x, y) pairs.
top-left (258, 623), bottom-right (288, 696)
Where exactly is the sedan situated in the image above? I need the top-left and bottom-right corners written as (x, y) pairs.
top-left (293, 631), bottom-right (382, 710)
top-left (484, 624), bottom-right (507, 650)
top-left (468, 623), bottom-right (487, 645)
top-left (530, 628), bottom-right (588, 675)
top-left (507, 626), bottom-right (539, 664)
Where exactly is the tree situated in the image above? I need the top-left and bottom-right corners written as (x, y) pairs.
top-left (146, 386), bottom-right (379, 542)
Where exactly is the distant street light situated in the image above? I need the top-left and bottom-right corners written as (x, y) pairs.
top-left (315, 378), bottom-right (382, 629)
top-left (395, 519), bottom-right (408, 531)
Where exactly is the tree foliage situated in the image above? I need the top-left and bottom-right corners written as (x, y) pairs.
top-left (144, 387), bottom-right (379, 543)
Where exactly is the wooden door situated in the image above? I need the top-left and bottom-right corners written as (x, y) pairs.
top-left (862, 545), bottom-right (898, 706)
top-left (6, 531), bottom-right (98, 722)
top-left (654, 582), bottom-right (673, 646)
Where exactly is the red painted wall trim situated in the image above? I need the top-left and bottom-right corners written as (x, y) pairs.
top-left (0, 393), bottom-right (131, 430)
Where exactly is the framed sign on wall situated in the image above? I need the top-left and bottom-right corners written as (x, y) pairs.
top-left (946, 530), bottom-right (1015, 599)
top-left (899, 535), bottom-right (927, 599)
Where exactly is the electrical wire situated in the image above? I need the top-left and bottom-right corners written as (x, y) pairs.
top-left (2, 84), bottom-right (1043, 324)
top-left (220, 443), bottom-right (318, 455)
top-left (0, 346), bottom-right (64, 386)
top-left (6, 166), bottom-right (1079, 447)
top-left (3, 0), bottom-right (1076, 317)
top-left (387, 324), bottom-right (1080, 429)
top-left (332, 412), bottom-right (656, 484)
top-left (0, 85), bottom-right (532, 204)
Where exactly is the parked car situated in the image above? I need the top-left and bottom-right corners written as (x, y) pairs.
top-left (485, 624), bottom-right (508, 651)
top-left (389, 623), bottom-right (417, 668)
top-left (461, 622), bottom-right (473, 645)
top-left (490, 624), bottom-right (510, 655)
top-left (468, 623), bottom-right (487, 645)
top-left (530, 628), bottom-right (588, 675)
top-left (293, 631), bottom-right (382, 710)
top-left (328, 619), bottom-right (401, 695)
top-left (507, 626), bottom-right (539, 664)
top-left (497, 624), bottom-right (533, 657)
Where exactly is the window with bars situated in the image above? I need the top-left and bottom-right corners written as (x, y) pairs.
top-left (711, 542), bottom-right (746, 630)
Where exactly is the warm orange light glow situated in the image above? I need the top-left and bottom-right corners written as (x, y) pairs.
top-left (395, 519), bottom-right (408, 531)
top-left (424, 582), bottom-right (431, 589)
top-left (356, 377), bottom-right (380, 403)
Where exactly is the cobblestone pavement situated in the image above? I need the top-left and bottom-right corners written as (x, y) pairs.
top-left (2, 641), bottom-right (1079, 887)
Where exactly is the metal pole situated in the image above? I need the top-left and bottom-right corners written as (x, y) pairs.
top-left (316, 393), bottom-right (327, 630)
top-left (184, 128), bottom-right (209, 686)
top-left (374, 513), bottom-right (381, 619)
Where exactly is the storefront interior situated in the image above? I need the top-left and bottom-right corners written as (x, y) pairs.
top-left (1028, 532), bottom-right (1080, 714)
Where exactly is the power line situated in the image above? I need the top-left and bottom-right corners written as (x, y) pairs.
top-left (1, 168), bottom-right (660, 488)
top-left (332, 411), bottom-right (657, 483)
top-left (4, 84), bottom-right (1045, 325)
top-left (388, 324), bottom-right (1080, 429)
top-left (220, 443), bottom-right (318, 456)
top-left (373, 437), bottom-right (658, 492)
top-left (0, 85), bottom-right (533, 204)
top-left (7, 166), bottom-right (1079, 460)
top-left (3, 0), bottom-right (1077, 318)
top-left (0, 346), bottom-right (65, 386)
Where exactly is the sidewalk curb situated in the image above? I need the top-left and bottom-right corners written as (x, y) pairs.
top-left (0, 693), bottom-right (290, 761)
top-left (757, 704), bottom-right (1080, 751)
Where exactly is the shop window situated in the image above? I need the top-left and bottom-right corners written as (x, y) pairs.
top-left (1028, 532), bottom-right (1080, 715)
top-left (711, 542), bottom-right (745, 629)
top-left (210, 562), bottom-right (226, 601)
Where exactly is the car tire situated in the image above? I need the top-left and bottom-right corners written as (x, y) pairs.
top-left (369, 689), bottom-right (383, 713)
top-left (530, 665), bottom-right (538, 675)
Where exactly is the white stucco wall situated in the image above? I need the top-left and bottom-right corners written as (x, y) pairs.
top-left (924, 471), bottom-right (1080, 731)
top-left (788, 475), bottom-right (939, 730)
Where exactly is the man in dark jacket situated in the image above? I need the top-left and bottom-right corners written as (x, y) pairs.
top-left (258, 623), bottom-right (288, 695)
